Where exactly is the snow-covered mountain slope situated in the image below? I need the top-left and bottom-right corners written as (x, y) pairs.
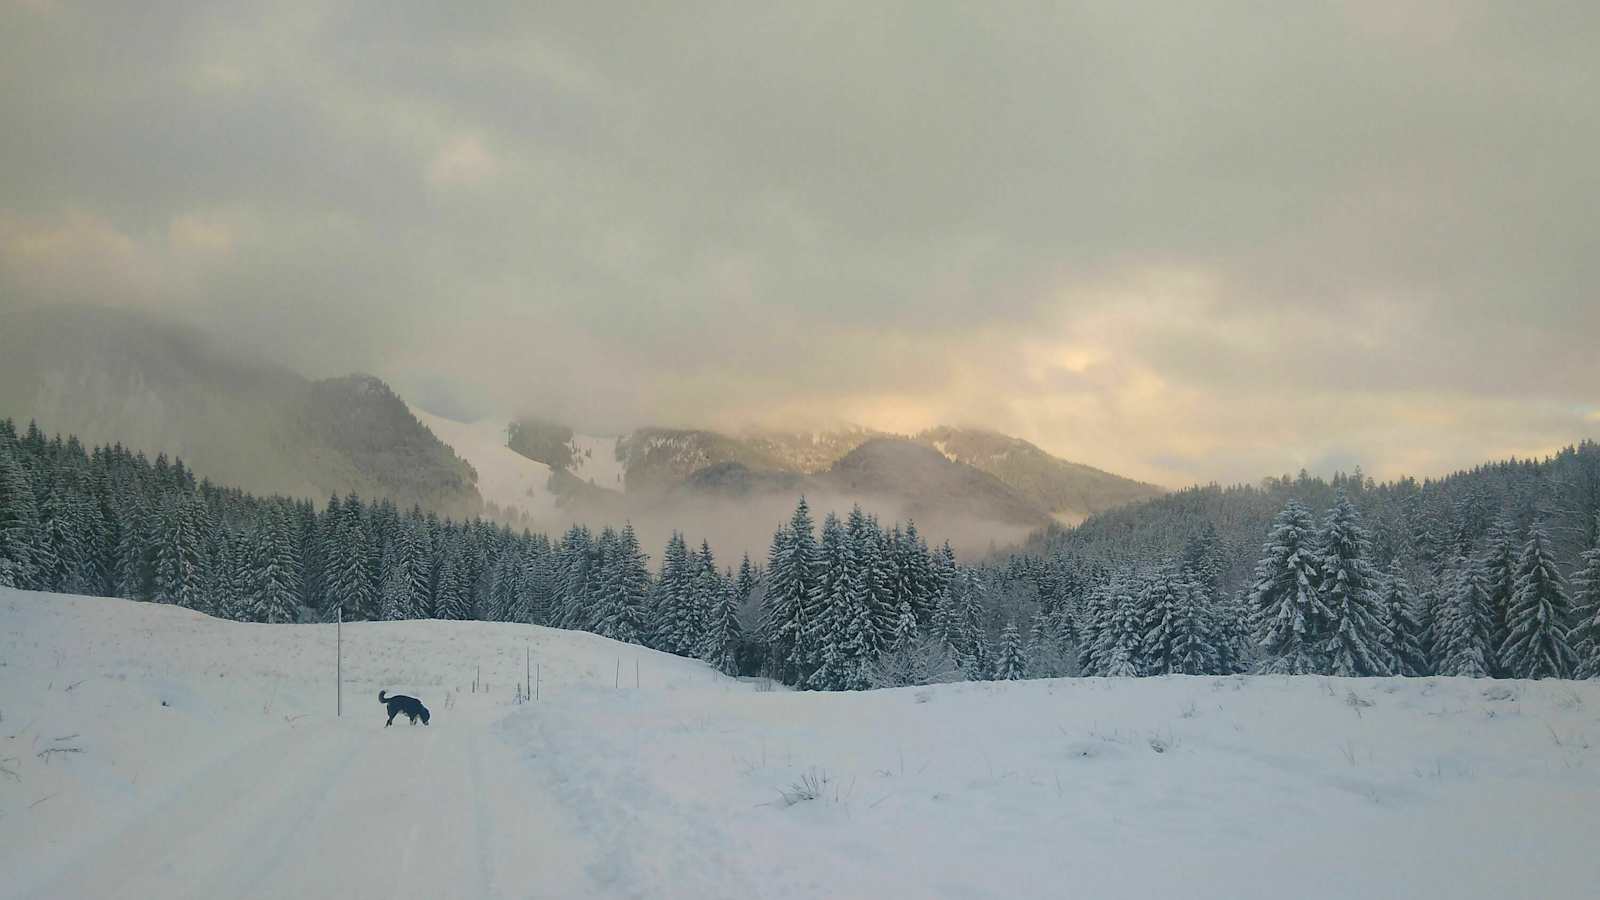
top-left (567, 433), bottom-right (625, 490)
top-left (5, 588), bottom-right (1599, 899)
top-left (410, 407), bottom-right (561, 520)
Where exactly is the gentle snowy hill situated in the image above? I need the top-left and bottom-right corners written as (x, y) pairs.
top-left (5, 589), bottom-right (1598, 899)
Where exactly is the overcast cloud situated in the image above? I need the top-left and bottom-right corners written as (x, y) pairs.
top-left (2, 1), bottom-right (1596, 486)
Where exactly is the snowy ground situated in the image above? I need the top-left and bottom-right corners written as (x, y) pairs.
top-left (3, 589), bottom-right (1598, 899)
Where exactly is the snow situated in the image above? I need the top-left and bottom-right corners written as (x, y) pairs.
top-left (409, 407), bottom-right (560, 520)
top-left (5, 588), bottom-right (1600, 899)
top-left (567, 433), bottom-right (624, 490)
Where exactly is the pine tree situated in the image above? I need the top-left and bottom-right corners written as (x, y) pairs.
top-left (995, 621), bottom-right (1028, 680)
top-left (888, 599), bottom-right (918, 653)
top-left (1251, 499), bottom-right (1332, 674)
top-left (807, 512), bottom-right (856, 690)
top-left (112, 490), bottom-right (154, 601)
top-left (655, 532), bottom-right (696, 653)
top-left (1146, 570), bottom-right (1221, 676)
top-left (1212, 589), bottom-right (1252, 675)
top-left (153, 493), bottom-right (209, 609)
top-left (595, 523), bottom-right (650, 644)
top-left (36, 478), bottom-right (88, 593)
top-left (1319, 492), bottom-right (1394, 676)
top-left (1479, 517), bottom-right (1520, 676)
top-left (321, 494), bottom-right (375, 620)
top-left (760, 498), bottom-right (823, 685)
top-left (1498, 520), bottom-right (1575, 679)
top-left (251, 506), bottom-right (302, 624)
top-left (735, 552), bottom-right (758, 608)
top-left (379, 535), bottom-right (411, 621)
top-left (1380, 562), bottom-right (1429, 677)
top-left (433, 531), bottom-right (472, 620)
top-left (1571, 521), bottom-right (1600, 679)
top-left (700, 572), bottom-right (743, 675)
top-left (1437, 555), bottom-right (1494, 678)
top-left (0, 448), bottom-right (40, 589)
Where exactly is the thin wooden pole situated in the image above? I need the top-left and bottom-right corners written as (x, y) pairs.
top-left (635, 659), bottom-right (640, 689)
top-left (336, 606), bottom-right (342, 718)
top-left (614, 658), bottom-right (620, 688)
top-left (535, 664), bottom-right (540, 701)
top-left (526, 646), bottom-right (531, 698)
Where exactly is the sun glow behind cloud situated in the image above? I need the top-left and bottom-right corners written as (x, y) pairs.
top-left (1, 1), bottom-right (1595, 488)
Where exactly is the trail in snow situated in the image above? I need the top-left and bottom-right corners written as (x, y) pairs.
top-left (4, 590), bottom-right (1600, 900)
top-left (16, 697), bottom-right (591, 900)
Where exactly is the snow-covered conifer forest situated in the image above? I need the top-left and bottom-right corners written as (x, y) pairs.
top-left (5, 417), bottom-right (1600, 686)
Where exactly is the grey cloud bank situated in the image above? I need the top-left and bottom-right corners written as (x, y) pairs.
top-left (2, 1), bottom-right (1596, 486)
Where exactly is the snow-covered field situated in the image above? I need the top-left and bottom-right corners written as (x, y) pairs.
top-left (3, 589), bottom-right (1599, 899)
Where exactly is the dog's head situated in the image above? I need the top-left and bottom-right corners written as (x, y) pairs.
top-left (420, 707), bottom-right (430, 725)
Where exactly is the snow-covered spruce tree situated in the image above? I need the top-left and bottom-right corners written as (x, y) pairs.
top-left (860, 517), bottom-right (899, 651)
top-left (1571, 522), bottom-right (1600, 678)
top-left (1479, 517), bottom-right (1520, 676)
top-left (807, 511), bottom-right (856, 690)
top-left (595, 523), bottom-right (651, 645)
top-left (1085, 569), bottom-right (1146, 677)
top-left (322, 493), bottom-right (374, 620)
top-left (112, 491), bottom-right (152, 600)
top-left (554, 525), bottom-right (594, 630)
top-left (760, 497), bottom-right (823, 686)
top-left (153, 493), bottom-right (210, 610)
top-left (378, 535), bottom-right (411, 622)
top-left (432, 531), bottom-right (472, 620)
top-left (1250, 499), bottom-right (1332, 674)
top-left (1437, 555), bottom-right (1494, 678)
top-left (1380, 562), bottom-right (1429, 677)
top-left (735, 552), bottom-right (758, 608)
top-left (1075, 577), bottom-right (1109, 675)
top-left (0, 445), bottom-right (39, 589)
top-left (403, 517), bottom-right (434, 619)
top-left (247, 506), bottom-right (301, 623)
top-left (995, 621), bottom-right (1028, 680)
top-left (1498, 520), bottom-right (1575, 679)
top-left (36, 478), bottom-right (89, 594)
top-left (656, 532), bottom-right (697, 655)
top-left (888, 598), bottom-right (918, 654)
top-left (1318, 492), bottom-right (1394, 677)
top-left (1212, 590), bottom-right (1253, 675)
top-left (951, 567), bottom-right (990, 677)
top-left (686, 563), bottom-right (724, 658)
top-left (206, 526), bottom-right (239, 618)
top-left (1145, 569), bottom-right (1221, 676)
top-left (700, 571), bottom-right (743, 675)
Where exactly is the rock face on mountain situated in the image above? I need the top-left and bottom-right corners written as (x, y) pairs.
top-left (0, 305), bottom-right (481, 515)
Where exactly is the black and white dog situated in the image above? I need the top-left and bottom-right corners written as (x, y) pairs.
top-left (379, 690), bottom-right (430, 727)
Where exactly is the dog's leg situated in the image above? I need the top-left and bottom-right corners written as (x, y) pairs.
top-left (386, 710), bottom-right (396, 727)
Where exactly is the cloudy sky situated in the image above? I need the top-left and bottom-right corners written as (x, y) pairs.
top-left (2, 1), bottom-right (1596, 487)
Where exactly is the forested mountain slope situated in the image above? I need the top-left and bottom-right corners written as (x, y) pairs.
top-left (0, 305), bottom-right (481, 516)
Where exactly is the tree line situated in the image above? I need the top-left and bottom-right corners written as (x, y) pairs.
top-left (4, 417), bottom-right (1598, 686)
top-left (0, 419), bottom-right (966, 686)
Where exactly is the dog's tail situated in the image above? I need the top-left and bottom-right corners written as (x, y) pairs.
top-left (378, 690), bottom-right (388, 704)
